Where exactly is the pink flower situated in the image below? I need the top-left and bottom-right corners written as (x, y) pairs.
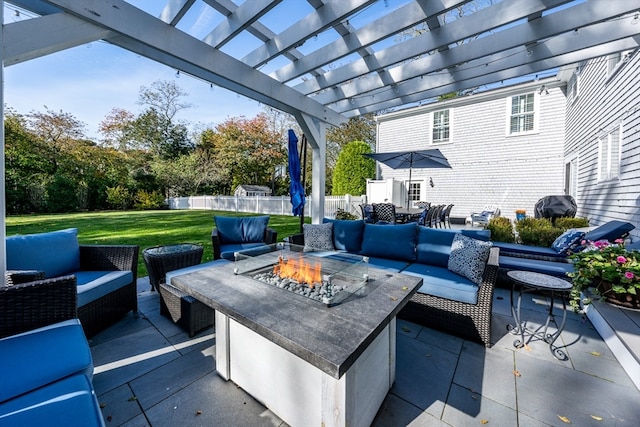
top-left (581, 239), bottom-right (587, 246)
top-left (625, 271), bottom-right (635, 280)
top-left (617, 255), bottom-right (627, 264)
top-left (615, 239), bottom-right (625, 244)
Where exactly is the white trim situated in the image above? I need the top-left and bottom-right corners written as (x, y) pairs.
top-left (505, 92), bottom-right (540, 136)
top-left (430, 108), bottom-right (453, 145)
top-left (597, 123), bottom-right (622, 182)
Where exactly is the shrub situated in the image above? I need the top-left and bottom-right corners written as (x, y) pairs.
top-left (335, 208), bottom-right (358, 220)
top-left (555, 216), bottom-right (589, 229)
top-left (133, 189), bottom-right (166, 210)
top-left (106, 185), bottom-right (132, 210)
top-left (487, 216), bottom-right (515, 243)
top-left (515, 217), bottom-right (563, 246)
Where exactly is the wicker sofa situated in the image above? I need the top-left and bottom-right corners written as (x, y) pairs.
top-left (291, 220), bottom-right (500, 346)
top-left (0, 275), bottom-right (105, 426)
top-left (6, 228), bottom-right (139, 337)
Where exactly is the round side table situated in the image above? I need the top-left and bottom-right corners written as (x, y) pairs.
top-left (507, 270), bottom-right (573, 361)
top-left (143, 243), bottom-right (203, 291)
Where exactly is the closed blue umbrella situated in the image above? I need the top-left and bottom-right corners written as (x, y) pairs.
top-left (288, 129), bottom-right (306, 217)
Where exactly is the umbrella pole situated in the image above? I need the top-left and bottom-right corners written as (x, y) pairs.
top-left (407, 155), bottom-right (413, 210)
top-left (300, 135), bottom-right (308, 233)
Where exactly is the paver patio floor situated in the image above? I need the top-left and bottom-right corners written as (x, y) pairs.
top-left (90, 277), bottom-right (640, 426)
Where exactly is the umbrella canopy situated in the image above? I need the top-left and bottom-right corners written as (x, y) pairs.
top-left (288, 129), bottom-right (306, 217)
top-left (364, 149), bottom-right (452, 209)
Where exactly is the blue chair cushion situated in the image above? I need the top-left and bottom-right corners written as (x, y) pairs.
top-left (166, 259), bottom-right (231, 283)
top-left (415, 227), bottom-right (491, 267)
top-left (323, 218), bottom-right (365, 253)
top-left (0, 374), bottom-right (103, 426)
top-left (499, 255), bottom-right (574, 277)
top-left (361, 223), bottom-right (418, 262)
top-left (220, 242), bottom-right (269, 261)
top-left (6, 228), bottom-right (80, 278)
top-left (401, 263), bottom-right (479, 304)
top-left (491, 241), bottom-right (563, 259)
top-left (0, 319), bottom-right (92, 404)
top-left (75, 271), bottom-right (134, 307)
top-left (214, 216), bottom-right (269, 244)
top-left (551, 228), bottom-right (585, 255)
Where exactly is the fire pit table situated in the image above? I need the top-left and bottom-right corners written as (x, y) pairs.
top-left (170, 243), bottom-right (423, 427)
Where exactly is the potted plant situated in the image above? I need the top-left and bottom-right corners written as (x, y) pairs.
top-left (567, 239), bottom-right (640, 311)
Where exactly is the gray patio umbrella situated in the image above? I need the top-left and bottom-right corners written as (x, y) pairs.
top-left (364, 149), bottom-right (452, 209)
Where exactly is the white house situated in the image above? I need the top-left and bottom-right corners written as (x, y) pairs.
top-left (562, 49), bottom-right (640, 240)
top-left (374, 77), bottom-right (567, 222)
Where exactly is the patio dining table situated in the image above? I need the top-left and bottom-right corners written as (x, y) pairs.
top-left (395, 207), bottom-right (423, 223)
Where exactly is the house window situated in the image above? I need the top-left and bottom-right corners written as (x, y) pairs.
top-left (408, 182), bottom-right (421, 203)
top-left (432, 110), bottom-right (450, 143)
top-left (568, 66), bottom-right (580, 103)
top-left (508, 93), bottom-right (537, 134)
top-left (598, 125), bottom-right (621, 181)
top-left (606, 50), bottom-right (635, 81)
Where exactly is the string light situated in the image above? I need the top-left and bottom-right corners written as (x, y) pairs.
top-left (175, 70), bottom-right (180, 78)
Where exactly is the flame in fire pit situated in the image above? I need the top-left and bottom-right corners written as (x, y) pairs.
top-left (273, 256), bottom-right (322, 287)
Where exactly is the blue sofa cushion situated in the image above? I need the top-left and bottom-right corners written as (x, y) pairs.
top-left (361, 223), bottom-right (418, 262)
top-left (499, 255), bottom-right (575, 277)
top-left (0, 374), bottom-right (103, 426)
top-left (215, 216), bottom-right (269, 244)
top-left (303, 223), bottom-right (335, 251)
top-left (220, 242), bottom-right (269, 261)
top-left (415, 227), bottom-right (491, 267)
top-left (0, 319), bottom-right (92, 404)
top-left (75, 271), bottom-right (134, 307)
top-left (323, 218), bottom-right (365, 253)
top-left (6, 228), bottom-right (80, 278)
top-left (551, 228), bottom-right (585, 255)
top-left (401, 263), bottom-right (479, 304)
top-left (447, 234), bottom-right (492, 285)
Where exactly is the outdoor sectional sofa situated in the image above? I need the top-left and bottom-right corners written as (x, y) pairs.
top-left (290, 219), bottom-right (500, 346)
top-left (5, 228), bottom-right (139, 337)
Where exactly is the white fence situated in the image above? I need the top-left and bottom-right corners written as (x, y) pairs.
top-left (167, 195), bottom-right (366, 219)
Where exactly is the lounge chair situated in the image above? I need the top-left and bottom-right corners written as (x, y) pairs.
top-left (494, 220), bottom-right (635, 261)
top-left (470, 205), bottom-right (500, 226)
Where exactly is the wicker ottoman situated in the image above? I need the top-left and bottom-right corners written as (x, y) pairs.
top-left (159, 281), bottom-right (214, 337)
top-left (143, 243), bottom-right (203, 291)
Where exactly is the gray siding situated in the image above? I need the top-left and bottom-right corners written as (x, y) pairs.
top-left (565, 51), bottom-right (640, 240)
top-left (376, 84), bottom-right (566, 221)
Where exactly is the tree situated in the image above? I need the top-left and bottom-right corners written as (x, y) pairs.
top-left (332, 141), bottom-right (375, 196)
top-left (98, 108), bottom-right (137, 150)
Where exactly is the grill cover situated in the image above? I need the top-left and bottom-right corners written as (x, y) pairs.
top-left (534, 195), bottom-right (577, 222)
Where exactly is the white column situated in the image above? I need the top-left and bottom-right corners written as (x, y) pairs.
top-left (1, 1), bottom-right (7, 279)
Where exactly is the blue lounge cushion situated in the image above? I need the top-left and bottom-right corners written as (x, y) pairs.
top-left (447, 234), bottom-right (492, 285)
top-left (6, 228), bottom-right (80, 278)
top-left (303, 223), bottom-right (335, 251)
top-left (323, 218), bottom-right (365, 253)
top-left (0, 319), bottom-right (92, 404)
top-left (401, 263), bottom-right (479, 304)
top-left (214, 216), bottom-right (269, 244)
top-left (361, 223), bottom-right (418, 262)
top-left (551, 228), bottom-right (585, 255)
top-left (491, 241), bottom-right (563, 259)
top-left (499, 255), bottom-right (574, 277)
top-left (415, 227), bottom-right (491, 267)
top-left (75, 271), bottom-right (134, 307)
top-left (0, 374), bottom-right (103, 426)
top-left (584, 220), bottom-right (635, 242)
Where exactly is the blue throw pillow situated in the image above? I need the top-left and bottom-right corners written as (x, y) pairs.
top-left (551, 228), bottom-right (585, 255)
top-left (6, 228), bottom-right (81, 278)
top-left (447, 234), bottom-right (492, 285)
top-left (415, 227), bottom-right (491, 267)
top-left (323, 218), bottom-right (364, 252)
top-left (360, 223), bottom-right (417, 261)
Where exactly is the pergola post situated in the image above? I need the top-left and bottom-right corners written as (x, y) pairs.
top-left (295, 113), bottom-right (327, 225)
top-left (1, 1), bottom-right (6, 279)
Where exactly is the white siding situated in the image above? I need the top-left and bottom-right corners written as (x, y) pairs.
top-left (565, 51), bottom-right (640, 240)
top-left (375, 85), bottom-right (566, 221)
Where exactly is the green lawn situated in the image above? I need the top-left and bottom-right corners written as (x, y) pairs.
top-left (6, 210), bottom-right (309, 278)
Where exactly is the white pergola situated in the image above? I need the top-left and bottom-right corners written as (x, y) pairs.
top-left (1, 0), bottom-right (639, 271)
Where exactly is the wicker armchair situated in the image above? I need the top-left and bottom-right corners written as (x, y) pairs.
top-left (1, 275), bottom-right (77, 339)
top-left (399, 247), bottom-right (500, 347)
top-left (77, 245), bottom-right (139, 337)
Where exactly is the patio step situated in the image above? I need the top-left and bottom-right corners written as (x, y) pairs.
top-left (585, 298), bottom-right (640, 389)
